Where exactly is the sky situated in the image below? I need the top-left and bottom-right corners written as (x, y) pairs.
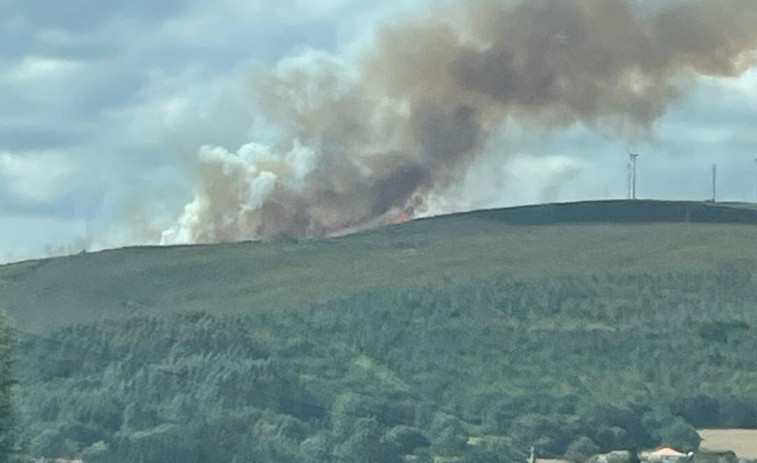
top-left (1, 0), bottom-right (756, 263)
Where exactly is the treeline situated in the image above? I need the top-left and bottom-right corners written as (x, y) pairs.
top-left (672, 394), bottom-right (757, 429)
top-left (7, 265), bottom-right (757, 462)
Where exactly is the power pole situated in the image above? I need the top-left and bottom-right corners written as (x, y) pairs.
top-left (630, 153), bottom-right (639, 200)
top-left (711, 164), bottom-right (717, 202)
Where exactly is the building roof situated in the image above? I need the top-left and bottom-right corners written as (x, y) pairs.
top-left (650, 448), bottom-right (686, 457)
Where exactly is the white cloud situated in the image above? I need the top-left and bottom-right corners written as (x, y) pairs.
top-left (458, 148), bottom-right (587, 211)
top-left (4, 56), bottom-right (81, 82)
top-left (0, 55), bottom-right (94, 121)
top-left (0, 150), bottom-right (76, 203)
top-left (693, 70), bottom-right (757, 111)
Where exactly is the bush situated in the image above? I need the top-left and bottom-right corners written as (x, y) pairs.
top-left (385, 426), bottom-right (430, 455)
top-left (80, 441), bottom-right (109, 463)
top-left (699, 321), bottom-right (749, 344)
top-left (671, 395), bottom-right (720, 428)
top-left (657, 419), bottom-right (701, 452)
top-left (564, 436), bottom-right (600, 462)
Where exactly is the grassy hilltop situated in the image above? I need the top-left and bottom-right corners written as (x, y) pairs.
top-left (3, 200), bottom-right (757, 463)
top-left (4, 199), bottom-right (757, 332)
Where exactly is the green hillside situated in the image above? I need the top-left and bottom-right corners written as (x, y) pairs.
top-left (4, 200), bottom-right (757, 332)
top-left (3, 200), bottom-right (757, 463)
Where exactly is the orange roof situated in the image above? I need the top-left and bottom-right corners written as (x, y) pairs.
top-left (650, 448), bottom-right (686, 457)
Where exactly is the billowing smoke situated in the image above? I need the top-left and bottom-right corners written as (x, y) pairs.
top-left (161, 0), bottom-right (757, 244)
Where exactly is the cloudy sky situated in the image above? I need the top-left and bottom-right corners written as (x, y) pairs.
top-left (1, 0), bottom-right (756, 263)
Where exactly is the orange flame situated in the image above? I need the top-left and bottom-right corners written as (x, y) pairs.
top-left (385, 212), bottom-right (412, 225)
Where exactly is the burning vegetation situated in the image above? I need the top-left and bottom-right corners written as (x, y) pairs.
top-left (161, 0), bottom-right (757, 245)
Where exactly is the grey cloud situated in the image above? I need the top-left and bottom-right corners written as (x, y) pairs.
top-left (0, 0), bottom-right (189, 33)
top-left (0, 126), bottom-right (87, 151)
top-left (0, 195), bottom-right (95, 219)
top-left (73, 68), bottom-right (148, 117)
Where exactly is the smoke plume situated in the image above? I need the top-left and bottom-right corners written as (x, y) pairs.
top-left (161, 0), bottom-right (757, 244)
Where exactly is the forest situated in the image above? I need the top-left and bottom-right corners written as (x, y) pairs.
top-left (3, 263), bottom-right (757, 462)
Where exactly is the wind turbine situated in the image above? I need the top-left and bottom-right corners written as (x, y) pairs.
top-left (711, 164), bottom-right (717, 202)
top-left (629, 153), bottom-right (639, 200)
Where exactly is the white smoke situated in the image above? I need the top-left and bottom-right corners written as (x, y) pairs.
top-left (161, 141), bottom-right (317, 244)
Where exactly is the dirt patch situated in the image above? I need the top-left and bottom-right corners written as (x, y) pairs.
top-left (699, 430), bottom-right (757, 459)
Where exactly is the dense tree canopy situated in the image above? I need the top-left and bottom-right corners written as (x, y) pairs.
top-left (6, 264), bottom-right (756, 462)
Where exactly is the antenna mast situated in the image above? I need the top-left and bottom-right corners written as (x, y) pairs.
top-left (630, 153), bottom-right (639, 200)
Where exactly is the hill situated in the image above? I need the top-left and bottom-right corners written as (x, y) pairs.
top-left (3, 200), bottom-right (757, 463)
top-left (4, 200), bottom-right (757, 332)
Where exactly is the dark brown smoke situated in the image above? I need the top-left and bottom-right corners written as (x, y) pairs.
top-left (161, 0), bottom-right (757, 244)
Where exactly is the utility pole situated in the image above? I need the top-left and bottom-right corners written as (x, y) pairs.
top-left (630, 153), bottom-right (639, 200)
top-left (711, 164), bottom-right (717, 202)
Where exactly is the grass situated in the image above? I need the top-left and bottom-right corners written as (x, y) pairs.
top-left (3, 200), bottom-right (757, 332)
